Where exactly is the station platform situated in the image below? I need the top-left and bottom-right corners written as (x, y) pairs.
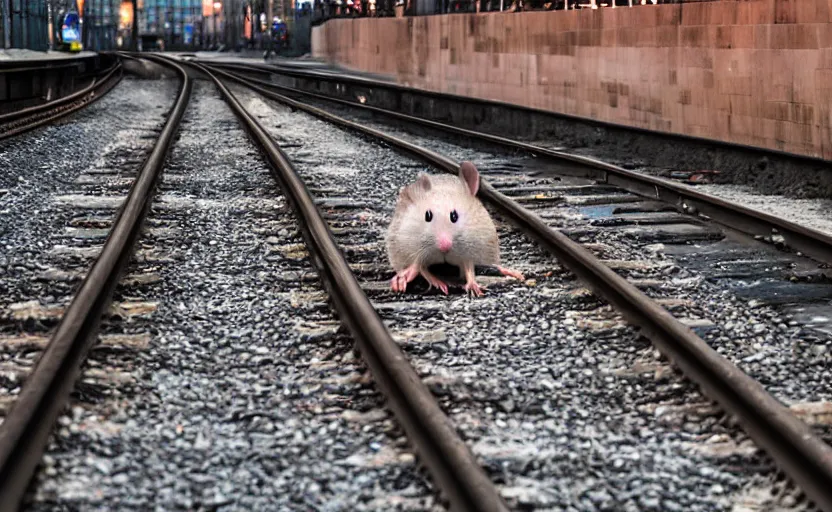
top-left (0, 50), bottom-right (115, 113)
top-left (0, 49), bottom-right (98, 63)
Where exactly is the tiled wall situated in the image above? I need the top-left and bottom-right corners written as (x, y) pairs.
top-left (311, 0), bottom-right (832, 160)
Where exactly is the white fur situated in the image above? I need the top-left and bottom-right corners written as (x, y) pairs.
top-left (386, 169), bottom-right (500, 272)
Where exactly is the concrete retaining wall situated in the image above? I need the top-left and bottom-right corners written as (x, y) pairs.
top-left (311, 1), bottom-right (832, 160)
top-left (0, 52), bottom-right (116, 114)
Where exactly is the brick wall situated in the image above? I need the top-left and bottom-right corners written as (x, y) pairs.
top-left (311, 1), bottom-right (832, 160)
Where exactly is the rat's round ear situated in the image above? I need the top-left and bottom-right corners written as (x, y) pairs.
top-left (400, 173), bottom-right (432, 204)
top-left (415, 173), bottom-right (432, 192)
top-left (458, 161), bottom-right (480, 196)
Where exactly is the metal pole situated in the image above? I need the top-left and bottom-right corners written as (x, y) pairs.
top-left (21, 0), bottom-right (28, 49)
top-left (226, 0), bottom-right (231, 49)
top-left (94, 0), bottom-right (98, 49)
top-left (2, 0), bottom-right (9, 48)
top-left (265, 0), bottom-right (272, 57)
top-left (89, 0), bottom-right (94, 50)
top-left (46, 0), bottom-right (52, 49)
top-left (82, 0), bottom-right (86, 49)
top-left (130, 0), bottom-right (138, 50)
top-left (155, 0), bottom-right (160, 47)
top-left (86, 0), bottom-right (92, 50)
top-left (226, 0), bottom-right (232, 49)
top-left (41, 0), bottom-right (48, 50)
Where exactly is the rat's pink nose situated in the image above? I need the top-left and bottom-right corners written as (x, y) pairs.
top-left (437, 235), bottom-right (453, 253)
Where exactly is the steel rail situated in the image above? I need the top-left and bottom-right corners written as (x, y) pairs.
top-left (202, 63), bottom-right (832, 511)
top-left (204, 59), bottom-right (832, 167)
top-left (184, 60), bottom-right (509, 512)
top-left (204, 62), bottom-right (832, 268)
top-left (0, 63), bottom-right (123, 142)
top-left (0, 58), bottom-right (192, 510)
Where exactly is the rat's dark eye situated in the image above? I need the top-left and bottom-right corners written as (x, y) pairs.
top-left (450, 210), bottom-right (459, 223)
top-left (425, 210), bottom-right (433, 222)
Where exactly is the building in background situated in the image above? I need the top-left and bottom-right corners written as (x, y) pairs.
top-left (79, 0), bottom-right (120, 50)
top-left (1, 0), bottom-right (309, 52)
top-left (137, 0), bottom-right (202, 48)
top-left (2, 0), bottom-right (62, 50)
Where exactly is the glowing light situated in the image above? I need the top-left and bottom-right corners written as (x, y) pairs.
top-left (119, 1), bottom-right (133, 28)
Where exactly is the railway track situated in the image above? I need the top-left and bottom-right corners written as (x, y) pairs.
top-left (17, 57), bottom-right (505, 510)
top-left (191, 58), bottom-right (508, 511)
top-left (190, 59), bottom-right (832, 509)
top-left (0, 63), bottom-right (123, 142)
top-left (2, 53), bottom-right (832, 510)
top-left (0, 57), bottom-right (190, 509)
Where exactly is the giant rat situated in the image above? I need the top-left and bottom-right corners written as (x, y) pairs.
top-left (385, 161), bottom-right (525, 296)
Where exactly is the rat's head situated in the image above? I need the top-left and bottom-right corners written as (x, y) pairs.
top-left (397, 162), bottom-right (481, 259)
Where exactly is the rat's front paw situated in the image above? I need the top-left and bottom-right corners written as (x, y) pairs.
top-left (390, 274), bottom-right (407, 293)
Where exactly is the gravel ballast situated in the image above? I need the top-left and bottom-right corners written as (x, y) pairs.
top-left (7, 75), bottom-right (827, 511)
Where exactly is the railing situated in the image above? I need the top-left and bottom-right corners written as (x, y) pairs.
top-left (309, 0), bottom-right (709, 22)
